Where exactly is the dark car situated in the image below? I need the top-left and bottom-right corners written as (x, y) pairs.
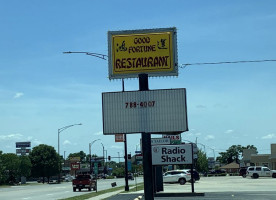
top-left (239, 167), bottom-right (248, 178)
top-left (183, 169), bottom-right (200, 182)
top-left (128, 173), bottom-right (134, 180)
top-left (209, 169), bottom-right (226, 174)
top-left (189, 170), bottom-right (200, 182)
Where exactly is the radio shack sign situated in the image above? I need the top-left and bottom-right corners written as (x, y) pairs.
top-left (152, 144), bottom-right (192, 165)
top-left (108, 27), bottom-right (178, 79)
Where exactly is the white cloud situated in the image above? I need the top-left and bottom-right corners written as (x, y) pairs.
top-left (32, 139), bottom-right (42, 146)
top-left (27, 136), bottom-right (33, 140)
top-left (261, 134), bottom-right (276, 139)
top-left (225, 130), bottom-right (234, 134)
top-left (110, 145), bottom-right (123, 149)
top-left (94, 131), bottom-right (103, 136)
top-left (14, 92), bottom-right (24, 99)
top-left (0, 133), bottom-right (23, 140)
top-left (63, 140), bottom-right (71, 145)
top-left (205, 135), bottom-right (215, 141)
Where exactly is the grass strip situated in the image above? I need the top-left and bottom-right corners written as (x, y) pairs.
top-left (59, 186), bottom-right (125, 200)
top-left (59, 183), bottom-right (144, 200)
top-left (121, 183), bottom-right (144, 193)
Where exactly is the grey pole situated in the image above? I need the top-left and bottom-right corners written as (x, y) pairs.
top-left (57, 123), bottom-right (82, 183)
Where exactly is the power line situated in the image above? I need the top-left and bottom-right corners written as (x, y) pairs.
top-left (63, 51), bottom-right (276, 68)
top-left (179, 59), bottom-right (276, 68)
top-left (63, 51), bottom-right (107, 60)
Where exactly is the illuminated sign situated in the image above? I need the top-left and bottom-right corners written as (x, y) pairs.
top-left (108, 28), bottom-right (178, 79)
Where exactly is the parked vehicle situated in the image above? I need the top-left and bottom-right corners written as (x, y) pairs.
top-left (37, 177), bottom-right (58, 183)
top-left (64, 175), bottom-right (74, 182)
top-left (239, 167), bottom-right (248, 178)
top-left (163, 170), bottom-right (191, 185)
top-left (182, 169), bottom-right (200, 182)
top-left (209, 169), bottom-right (226, 175)
top-left (72, 174), bottom-right (96, 192)
top-left (246, 166), bottom-right (276, 179)
top-left (128, 173), bottom-right (134, 180)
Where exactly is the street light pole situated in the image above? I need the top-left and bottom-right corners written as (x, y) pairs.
top-left (89, 139), bottom-right (100, 174)
top-left (57, 123), bottom-right (82, 183)
top-left (101, 143), bottom-right (105, 169)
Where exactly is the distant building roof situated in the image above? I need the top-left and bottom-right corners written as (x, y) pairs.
top-left (219, 162), bottom-right (239, 169)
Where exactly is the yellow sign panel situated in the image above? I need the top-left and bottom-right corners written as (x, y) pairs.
top-left (108, 28), bottom-right (178, 79)
top-left (70, 157), bottom-right (80, 162)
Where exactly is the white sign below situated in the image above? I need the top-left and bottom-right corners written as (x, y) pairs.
top-left (151, 138), bottom-right (170, 145)
top-left (152, 144), bottom-right (193, 165)
top-left (102, 88), bottom-right (188, 135)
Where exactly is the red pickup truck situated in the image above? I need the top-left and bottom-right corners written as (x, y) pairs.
top-left (72, 174), bottom-right (96, 192)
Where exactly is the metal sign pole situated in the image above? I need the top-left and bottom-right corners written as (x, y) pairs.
top-left (139, 73), bottom-right (154, 200)
top-left (124, 134), bottom-right (129, 191)
top-left (191, 143), bottom-right (195, 193)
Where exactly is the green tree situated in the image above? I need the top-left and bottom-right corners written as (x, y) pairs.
top-left (19, 156), bottom-right (32, 177)
top-left (29, 144), bottom-right (60, 183)
top-left (1, 153), bottom-right (20, 184)
top-left (242, 145), bottom-right (258, 153)
top-left (217, 145), bottom-right (258, 164)
top-left (112, 167), bottom-right (125, 177)
top-left (195, 149), bottom-right (208, 173)
top-left (0, 151), bottom-right (7, 184)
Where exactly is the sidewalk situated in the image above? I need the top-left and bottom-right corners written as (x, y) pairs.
top-left (87, 187), bottom-right (144, 200)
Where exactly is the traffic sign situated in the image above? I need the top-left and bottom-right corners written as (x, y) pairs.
top-left (151, 138), bottom-right (170, 145)
top-left (94, 163), bottom-right (98, 174)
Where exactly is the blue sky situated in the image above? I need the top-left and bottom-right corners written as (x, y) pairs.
top-left (1, 0), bottom-right (276, 159)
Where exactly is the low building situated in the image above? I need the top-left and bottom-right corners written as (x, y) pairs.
top-left (240, 149), bottom-right (257, 167)
top-left (250, 154), bottom-right (270, 167)
top-left (244, 144), bottom-right (276, 170)
top-left (219, 162), bottom-right (239, 173)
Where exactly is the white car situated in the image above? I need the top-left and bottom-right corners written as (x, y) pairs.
top-left (64, 175), bottom-right (74, 182)
top-left (163, 170), bottom-right (191, 185)
top-left (247, 166), bottom-right (276, 178)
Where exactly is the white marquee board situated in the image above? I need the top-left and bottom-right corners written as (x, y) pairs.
top-left (102, 88), bottom-right (188, 135)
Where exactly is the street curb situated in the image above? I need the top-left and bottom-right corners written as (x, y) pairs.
top-left (155, 192), bottom-right (205, 197)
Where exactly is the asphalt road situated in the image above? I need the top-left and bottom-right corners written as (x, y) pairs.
top-left (107, 176), bottom-right (276, 200)
top-left (109, 191), bottom-right (276, 200)
top-left (0, 177), bottom-right (143, 200)
top-left (1, 176), bottom-right (276, 200)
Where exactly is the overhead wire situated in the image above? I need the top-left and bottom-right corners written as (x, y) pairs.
top-left (179, 59), bottom-right (276, 68)
top-left (63, 51), bottom-right (276, 68)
